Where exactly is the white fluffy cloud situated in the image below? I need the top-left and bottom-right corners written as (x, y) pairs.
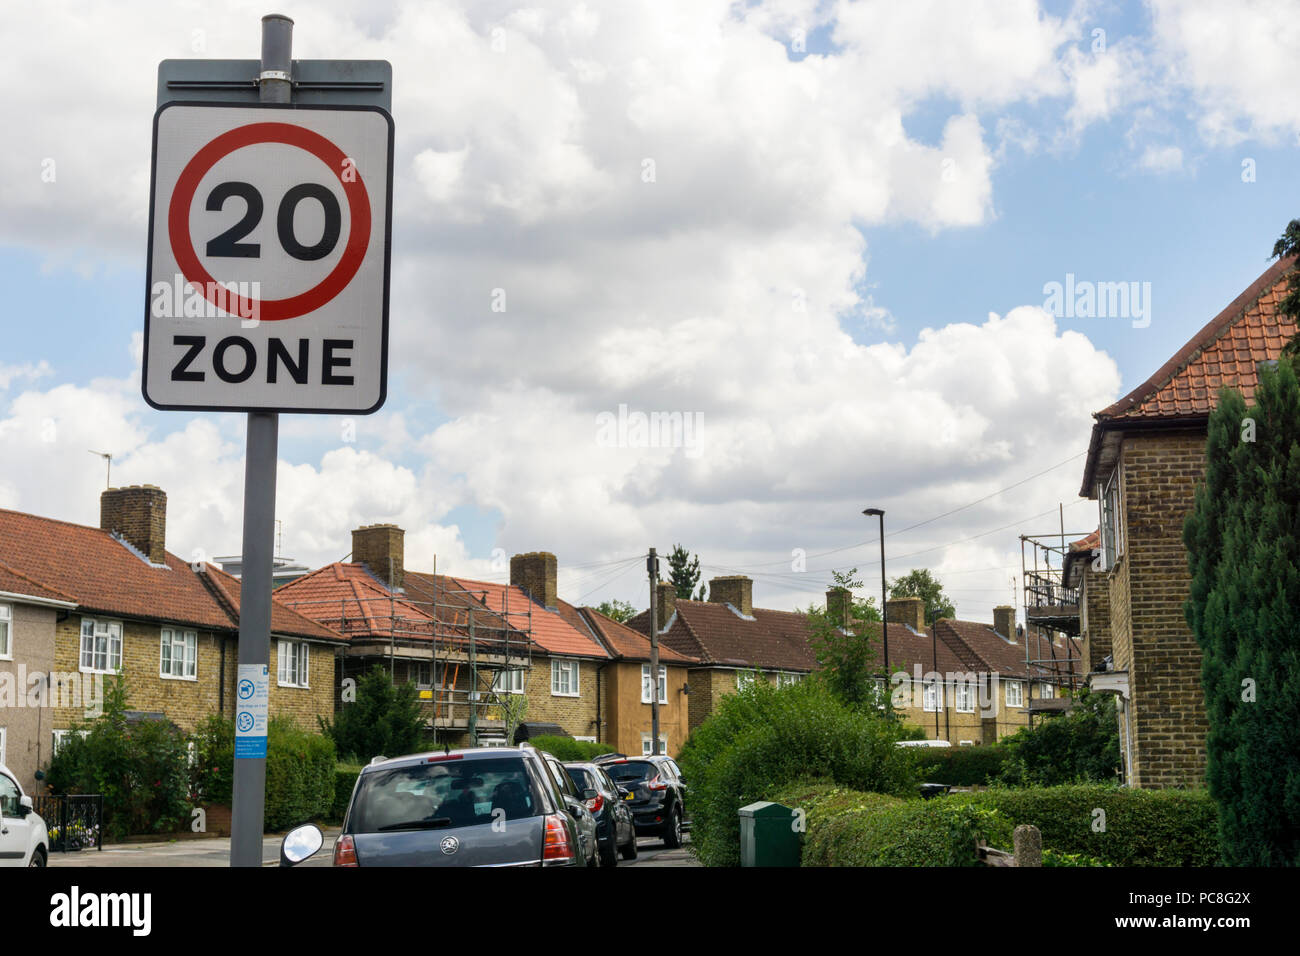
top-left (11, 0), bottom-right (1282, 619)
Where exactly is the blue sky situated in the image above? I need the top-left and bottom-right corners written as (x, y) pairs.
top-left (2, 1), bottom-right (1298, 620)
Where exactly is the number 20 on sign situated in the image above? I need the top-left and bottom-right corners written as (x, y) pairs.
top-left (142, 103), bottom-right (393, 414)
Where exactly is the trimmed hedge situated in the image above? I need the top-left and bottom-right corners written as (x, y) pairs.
top-left (528, 736), bottom-right (616, 762)
top-left (678, 680), bottom-right (917, 867)
top-left (945, 785), bottom-right (1218, 866)
top-left (768, 779), bottom-right (1006, 866)
top-left (331, 764), bottom-right (364, 824)
top-left (264, 717), bottom-right (337, 832)
top-left (915, 746), bottom-right (1009, 786)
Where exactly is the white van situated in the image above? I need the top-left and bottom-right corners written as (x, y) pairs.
top-left (0, 763), bottom-right (49, 867)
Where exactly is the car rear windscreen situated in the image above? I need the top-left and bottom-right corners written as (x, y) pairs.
top-left (605, 761), bottom-right (656, 783)
top-left (350, 758), bottom-right (541, 833)
top-left (566, 767), bottom-right (594, 790)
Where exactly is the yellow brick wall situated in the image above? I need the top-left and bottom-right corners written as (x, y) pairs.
top-left (524, 655), bottom-right (602, 739)
top-left (50, 613), bottom-right (335, 735)
top-left (604, 660), bottom-right (691, 756)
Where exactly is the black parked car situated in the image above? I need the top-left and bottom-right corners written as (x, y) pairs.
top-left (594, 754), bottom-right (689, 848)
top-left (565, 761), bottom-right (638, 865)
top-left (536, 750), bottom-right (600, 867)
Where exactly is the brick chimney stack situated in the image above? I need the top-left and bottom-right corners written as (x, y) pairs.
top-left (885, 596), bottom-right (926, 632)
top-left (100, 485), bottom-right (167, 564)
top-left (993, 605), bottom-right (1017, 640)
top-left (352, 524), bottom-right (405, 590)
top-left (655, 580), bottom-right (676, 632)
top-left (511, 552), bottom-right (558, 609)
top-left (708, 575), bottom-right (752, 616)
top-left (826, 587), bottom-right (852, 628)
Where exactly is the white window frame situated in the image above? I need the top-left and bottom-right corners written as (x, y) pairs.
top-left (736, 669), bottom-right (757, 691)
top-left (550, 659), bottom-right (579, 697)
top-left (159, 627), bottom-right (198, 680)
top-left (52, 728), bottom-right (87, 757)
top-left (1099, 467), bottom-right (1124, 570)
top-left (277, 639), bottom-right (310, 688)
top-left (79, 617), bottom-right (123, 674)
top-left (493, 667), bottom-right (525, 695)
top-left (640, 733), bottom-right (669, 756)
top-left (922, 678), bottom-right (941, 713)
top-left (777, 671), bottom-right (804, 687)
top-left (1040, 681), bottom-right (1055, 700)
top-left (959, 740), bottom-right (975, 747)
top-left (0, 603), bottom-right (11, 660)
top-left (954, 680), bottom-right (975, 714)
top-left (641, 664), bottom-right (667, 704)
top-left (1005, 680), bottom-right (1024, 708)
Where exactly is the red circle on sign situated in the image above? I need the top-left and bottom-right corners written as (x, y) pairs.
top-left (168, 122), bottom-right (370, 322)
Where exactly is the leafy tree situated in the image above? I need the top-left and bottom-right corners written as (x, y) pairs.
top-left (804, 568), bottom-right (883, 709)
top-left (319, 664), bottom-right (425, 763)
top-left (667, 543), bottom-right (702, 600)
top-left (1184, 359), bottom-right (1300, 865)
top-left (889, 568), bottom-right (956, 625)
top-left (595, 599), bottom-right (637, 623)
top-left (996, 688), bottom-right (1120, 786)
top-left (1272, 218), bottom-right (1300, 368)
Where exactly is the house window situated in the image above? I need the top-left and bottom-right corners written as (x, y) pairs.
top-left (160, 628), bottom-right (198, 680)
top-left (52, 729), bottom-right (87, 756)
top-left (954, 680), bottom-right (975, 713)
top-left (551, 659), bottom-right (579, 697)
top-left (277, 640), bottom-right (309, 688)
top-left (1041, 682), bottom-right (1055, 700)
top-left (641, 664), bottom-right (667, 704)
top-left (923, 678), bottom-right (941, 712)
top-left (79, 618), bottom-right (123, 673)
top-left (736, 670), bottom-right (757, 691)
top-left (1005, 680), bottom-right (1024, 708)
top-left (959, 740), bottom-right (974, 747)
top-left (0, 603), bottom-right (11, 659)
top-left (640, 733), bottom-right (668, 756)
top-left (1099, 467), bottom-right (1123, 570)
top-left (493, 668), bottom-right (525, 695)
top-left (777, 672), bottom-right (804, 687)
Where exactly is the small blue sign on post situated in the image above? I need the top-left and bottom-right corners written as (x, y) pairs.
top-left (235, 664), bottom-right (269, 758)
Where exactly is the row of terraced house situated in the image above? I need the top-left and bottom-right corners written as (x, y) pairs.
top-left (5, 259), bottom-right (1284, 795)
top-left (0, 483), bottom-right (1078, 795)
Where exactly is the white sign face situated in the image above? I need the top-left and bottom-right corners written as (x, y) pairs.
top-left (143, 103), bottom-right (392, 413)
top-left (234, 664), bottom-right (269, 759)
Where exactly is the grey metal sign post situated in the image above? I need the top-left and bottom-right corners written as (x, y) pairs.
top-left (148, 15), bottom-right (392, 867)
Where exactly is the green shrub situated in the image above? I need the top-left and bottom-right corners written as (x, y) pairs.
top-left (767, 779), bottom-right (1006, 866)
top-left (677, 679), bottom-right (917, 867)
top-left (264, 717), bottom-right (337, 832)
top-left (46, 676), bottom-right (191, 841)
top-left (996, 689), bottom-right (1121, 786)
top-left (946, 785), bottom-right (1218, 866)
top-left (527, 736), bottom-right (616, 762)
top-left (331, 764), bottom-right (364, 824)
top-left (190, 714), bottom-right (235, 805)
top-left (915, 746), bottom-right (1009, 786)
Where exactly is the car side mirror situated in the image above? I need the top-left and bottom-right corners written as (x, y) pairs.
top-left (279, 824), bottom-right (324, 867)
top-left (18, 795), bottom-right (33, 817)
top-left (582, 789), bottom-right (598, 801)
top-left (617, 787), bottom-right (630, 797)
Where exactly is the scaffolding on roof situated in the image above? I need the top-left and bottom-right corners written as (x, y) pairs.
top-left (1019, 517), bottom-right (1087, 723)
top-left (279, 567), bottom-right (535, 746)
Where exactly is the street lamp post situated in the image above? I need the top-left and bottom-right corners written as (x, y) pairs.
top-left (863, 508), bottom-right (888, 693)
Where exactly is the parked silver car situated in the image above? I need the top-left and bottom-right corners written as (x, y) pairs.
top-left (331, 747), bottom-right (587, 867)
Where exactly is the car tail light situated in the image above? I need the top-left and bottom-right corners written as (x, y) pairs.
top-left (543, 813), bottom-right (575, 864)
top-left (333, 835), bottom-right (358, 867)
top-left (425, 753), bottom-right (464, 763)
top-left (647, 775), bottom-right (667, 791)
top-left (585, 793), bottom-right (604, 813)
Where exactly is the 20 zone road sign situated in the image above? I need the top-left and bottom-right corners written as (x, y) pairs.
top-left (143, 103), bottom-right (393, 414)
